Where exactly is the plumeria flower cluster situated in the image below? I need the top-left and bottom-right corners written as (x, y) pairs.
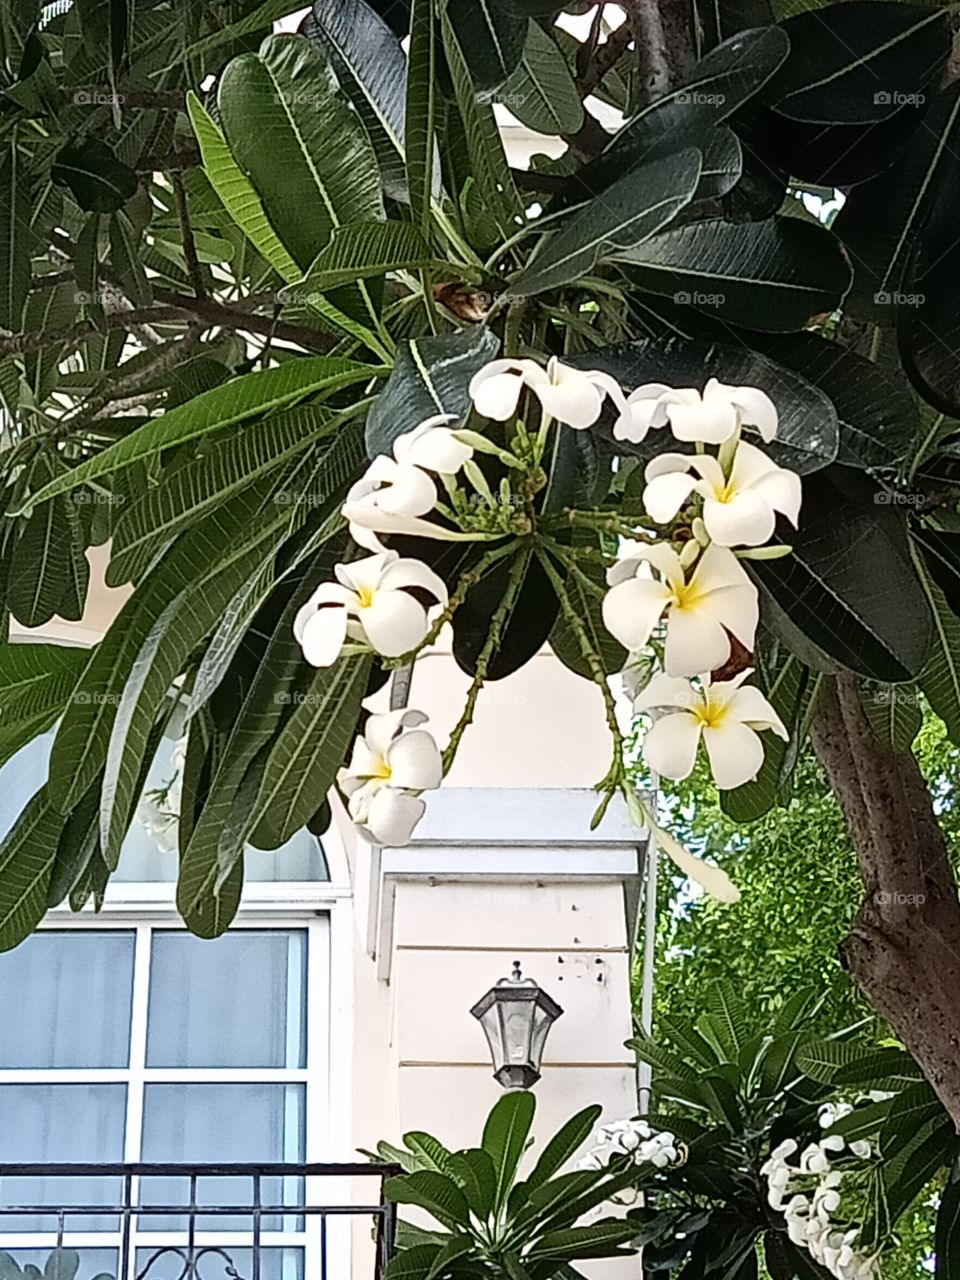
top-left (762, 1137), bottom-right (880, 1280)
top-left (577, 1118), bottom-right (682, 1171)
top-left (337, 709), bottom-right (442, 846)
top-left (285, 353), bottom-right (804, 871)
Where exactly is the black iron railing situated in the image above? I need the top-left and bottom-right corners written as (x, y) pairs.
top-left (0, 1163), bottom-right (400, 1280)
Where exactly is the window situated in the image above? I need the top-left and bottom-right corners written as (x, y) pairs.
top-left (0, 922), bottom-right (330, 1280)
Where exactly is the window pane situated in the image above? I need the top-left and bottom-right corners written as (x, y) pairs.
top-left (136, 1247), bottom-right (302, 1280)
top-left (0, 932), bottom-right (134, 1068)
top-left (0, 1084), bottom-right (126, 1232)
top-left (4, 1250), bottom-right (118, 1280)
top-left (140, 1085), bottom-right (305, 1232)
top-left (146, 932), bottom-right (306, 1069)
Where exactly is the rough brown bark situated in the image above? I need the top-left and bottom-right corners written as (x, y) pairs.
top-left (810, 673), bottom-right (960, 1128)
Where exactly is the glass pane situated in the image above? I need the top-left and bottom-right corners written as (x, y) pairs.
top-left (0, 734), bottom-right (51, 844)
top-left (0, 932), bottom-right (134, 1068)
top-left (140, 1085), bottom-right (305, 1232)
top-left (4, 1250), bottom-right (118, 1280)
top-left (146, 933), bottom-right (306, 1069)
top-left (0, 1084), bottom-right (126, 1232)
top-left (135, 1248), bottom-right (302, 1280)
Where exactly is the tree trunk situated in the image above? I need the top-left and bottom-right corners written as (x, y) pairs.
top-left (810, 673), bottom-right (960, 1128)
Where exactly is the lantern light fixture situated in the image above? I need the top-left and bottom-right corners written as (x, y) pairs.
top-left (470, 960), bottom-right (564, 1090)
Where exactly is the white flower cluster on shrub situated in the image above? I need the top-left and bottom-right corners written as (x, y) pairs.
top-left (577, 1118), bottom-right (682, 1170)
top-left (762, 1135), bottom-right (879, 1280)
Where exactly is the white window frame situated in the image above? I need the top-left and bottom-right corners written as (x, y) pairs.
top-left (0, 869), bottom-right (357, 1280)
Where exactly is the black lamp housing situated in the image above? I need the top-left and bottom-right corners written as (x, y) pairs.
top-left (470, 961), bottom-right (564, 1089)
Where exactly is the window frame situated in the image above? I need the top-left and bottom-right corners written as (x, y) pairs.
top-left (0, 882), bottom-right (356, 1280)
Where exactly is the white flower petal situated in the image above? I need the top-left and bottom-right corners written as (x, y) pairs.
top-left (702, 490), bottom-right (777, 547)
top-left (602, 578), bottom-right (671, 650)
top-left (702, 720), bottom-right (765, 789)
top-left (397, 420), bottom-right (473, 474)
top-left (751, 467), bottom-right (803, 527)
top-left (376, 463), bottom-right (438, 516)
top-left (663, 607), bottom-right (731, 676)
top-left (379, 557), bottom-right (449, 607)
top-left (726, 684), bottom-right (789, 738)
top-left (342, 503), bottom-right (478, 542)
top-left (709, 380), bottom-right (779, 442)
top-left (536, 377), bottom-right (605, 429)
top-left (293, 582), bottom-right (353, 642)
top-left (362, 788), bottom-right (427, 845)
top-left (667, 397), bottom-right (739, 444)
top-left (642, 712), bottom-right (703, 781)
top-left (643, 471), bottom-right (700, 524)
top-left (349, 521), bottom-right (389, 554)
top-left (633, 672), bottom-right (702, 714)
top-left (387, 728), bottom-right (443, 791)
top-left (298, 605), bottom-right (348, 667)
top-left (359, 590), bottom-right (430, 657)
top-left (469, 359), bottom-right (544, 420)
top-left (337, 552), bottom-right (397, 595)
top-left (651, 822), bottom-right (740, 904)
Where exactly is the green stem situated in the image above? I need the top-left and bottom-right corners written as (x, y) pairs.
top-left (442, 546), bottom-right (530, 773)
top-left (536, 545), bottom-right (625, 795)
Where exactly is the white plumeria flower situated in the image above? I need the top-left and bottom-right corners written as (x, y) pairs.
top-left (343, 415), bottom-right (473, 553)
top-left (293, 551), bottom-right (447, 666)
top-left (614, 379), bottom-right (778, 445)
top-left (634, 670), bottom-right (788, 790)
top-left (643, 441), bottom-right (802, 547)
top-left (338, 709), bottom-right (442, 846)
top-left (602, 542), bottom-right (759, 676)
top-left (469, 356), bottom-right (624, 429)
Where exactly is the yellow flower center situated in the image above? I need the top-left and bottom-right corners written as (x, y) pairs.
top-left (355, 585), bottom-right (376, 609)
top-left (669, 579), bottom-right (704, 612)
top-left (365, 755), bottom-right (392, 781)
top-left (693, 700), bottom-right (728, 730)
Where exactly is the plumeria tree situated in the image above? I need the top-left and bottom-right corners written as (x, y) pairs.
top-left (4, 0), bottom-right (960, 1137)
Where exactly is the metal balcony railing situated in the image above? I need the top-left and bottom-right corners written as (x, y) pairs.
top-left (0, 1163), bottom-right (400, 1280)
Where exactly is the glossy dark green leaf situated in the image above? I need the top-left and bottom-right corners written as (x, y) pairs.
top-left (383, 1170), bottom-right (472, 1230)
top-left (366, 326), bottom-right (499, 457)
top-left (447, 0), bottom-right (526, 90)
top-left (750, 332), bottom-right (919, 470)
top-left (481, 1090), bottom-right (536, 1209)
top-left (7, 455), bottom-right (76, 628)
top-left (762, 2), bottom-right (950, 125)
top-left (0, 145), bottom-right (32, 332)
top-left (936, 1160), bottom-right (960, 1280)
top-left (301, 0), bottom-right (410, 203)
top-left (511, 149), bottom-right (702, 297)
top-left (405, 0), bottom-right (438, 229)
top-left (548, 558), bottom-right (626, 683)
top-left (0, 787), bottom-right (68, 952)
top-left (572, 338), bottom-right (839, 475)
top-left (219, 33), bottom-right (384, 274)
top-left (618, 216), bottom-right (850, 332)
top-left (501, 20), bottom-right (582, 136)
top-left (51, 138), bottom-right (138, 213)
top-left (453, 549), bottom-right (558, 681)
top-left (834, 82), bottom-right (960, 319)
top-left (752, 468), bottom-right (932, 682)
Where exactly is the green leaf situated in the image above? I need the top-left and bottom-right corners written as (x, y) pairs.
top-left (833, 81), bottom-right (960, 317)
top-left (501, 21), bottom-right (583, 135)
top-left (876, 1114), bottom-right (955, 1232)
top-left (383, 1171), bottom-right (472, 1231)
top-left (447, 0), bottom-right (526, 89)
top-left (482, 1090), bottom-right (536, 1210)
top-left (548, 558), bottom-right (626, 683)
top-left (0, 787), bottom-right (68, 952)
top-left (524, 1106), bottom-right (602, 1193)
top-left (43, 1250), bottom-right (79, 1280)
top-left (15, 357), bottom-right (375, 511)
top-left (219, 32), bottom-right (384, 275)
top-left (0, 144), bottom-right (31, 332)
top-left (286, 222), bottom-right (441, 293)
top-left (878, 1080), bottom-right (943, 1158)
top-left (187, 93), bottom-right (301, 283)
top-left (385, 1245), bottom-right (444, 1280)
top-left (249, 655), bottom-right (370, 848)
top-left (529, 1221), bottom-right (638, 1261)
top-left (861, 681), bottom-right (921, 751)
top-left (99, 494), bottom-right (292, 867)
top-left (7, 455), bottom-right (77, 628)
top-left (405, 0), bottom-right (437, 231)
top-left (912, 545), bottom-right (960, 745)
top-left (424, 1237), bottom-right (474, 1280)
top-left (618, 216), bottom-right (850, 332)
top-left (51, 137), bottom-right (138, 214)
top-left (510, 149), bottom-right (702, 297)
top-left (0, 643), bottom-right (87, 726)
top-left (178, 0), bottom-right (310, 61)
top-left (303, 0), bottom-right (410, 205)
top-left (752, 468), bottom-right (932, 683)
top-left (707, 980), bottom-right (749, 1057)
top-left (446, 1148), bottom-right (496, 1219)
top-left (762, 2), bottom-right (950, 125)
top-left (109, 211), bottom-right (151, 308)
top-left (366, 326), bottom-right (499, 456)
top-left (936, 1160), bottom-right (960, 1280)
top-left (107, 401), bottom-right (350, 585)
